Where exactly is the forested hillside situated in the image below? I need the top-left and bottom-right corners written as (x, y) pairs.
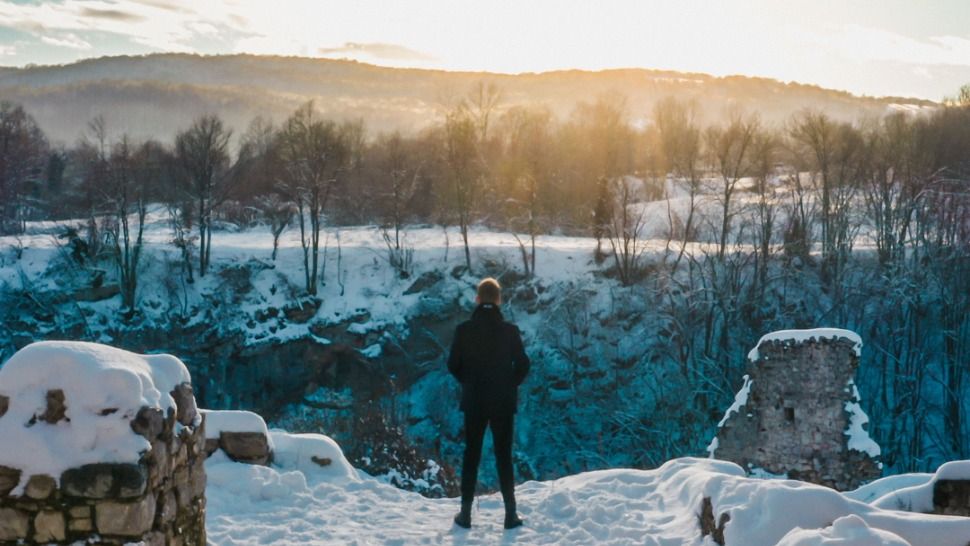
top-left (0, 53), bottom-right (937, 144)
top-left (0, 75), bottom-right (968, 492)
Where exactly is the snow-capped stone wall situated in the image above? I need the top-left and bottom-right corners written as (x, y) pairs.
top-left (0, 342), bottom-right (206, 545)
top-left (201, 409), bottom-right (274, 465)
top-left (708, 328), bottom-right (882, 490)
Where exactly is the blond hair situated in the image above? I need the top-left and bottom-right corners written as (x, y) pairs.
top-left (476, 277), bottom-right (502, 304)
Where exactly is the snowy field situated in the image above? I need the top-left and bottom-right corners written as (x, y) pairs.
top-left (205, 437), bottom-right (970, 546)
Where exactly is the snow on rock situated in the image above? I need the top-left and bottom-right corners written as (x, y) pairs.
top-left (0, 341), bottom-right (190, 487)
top-left (201, 409), bottom-right (271, 440)
top-left (845, 473), bottom-right (934, 504)
top-left (707, 374), bottom-right (752, 457)
top-left (871, 460), bottom-right (970, 513)
top-left (748, 328), bottom-right (863, 361)
top-left (203, 453), bottom-right (970, 545)
top-left (268, 430), bottom-right (359, 484)
top-left (846, 400), bottom-right (881, 458)
top-left (934, 460), bottom-right (970, 481)
top-left (776, 515), bottom-right (911, 546)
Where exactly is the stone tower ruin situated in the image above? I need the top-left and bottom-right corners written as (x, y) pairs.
top-left (708, 328), bottom-right (882, 491)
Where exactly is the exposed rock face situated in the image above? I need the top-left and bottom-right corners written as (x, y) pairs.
top-left (218, 432), bottom-right (272, 465)
top-left (710, 330), bottom-right (881, 491)
top-left (0, 382), bottom-right (207, 545)
top-left (934, 480), bottom-right (970, 516)
top-left (38, 389), bottom-right (67, 424)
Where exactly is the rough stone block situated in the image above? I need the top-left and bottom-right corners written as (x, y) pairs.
top-left (131, 406), bottom-right (165, 440)
top-left (39, 388), bottom-right (67, 424)
top-left (220, 432), bottom-right (271, 465)
top-left (0, 465), bottom-right (21, 497)
top-left (171, 382), bottom-right (199, 426)
top-left (25, 473), bottom-right (56, 500)
top-left (61, 462), bottom-right (147, 499)
top-left (96, 494), bottom-right (157, 537)
top-left (933, 479), bottom-right (970, 516)
top-left (68, 517), bottom-right (94, 533)
top-left (159, 489), bottom-right (177, 524)
top-left (33, 510), bottom-right (66, 542)
top-left (0, 507), bottom-right (30, 541)
top-left (68, 505), bottom-right (91, 518)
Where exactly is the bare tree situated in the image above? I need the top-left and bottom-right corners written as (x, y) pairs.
top-left (375, 132), bottom-right (419, 277)
top-left (0, 102), bottom-right (48, 234)
top-left (705, 111), bottom-right (761, 261)
top-left (500, 106), bottom-right (552, 276)
top-left (444, 108), bottom-right (480, 273)
top-left (654, 97), bottom-right (703, 271)
top-left (466, 81), bottom-right (503, 144)
top-left (276, 101), bottom-right (350, 295)
top-left (749, 130), bottom-right (779, 292)
top-left (788, 111), bottom-right (865, 287)
top-left (604, 177), bottom-right (646, 285)
top-left (104, 137), bottom-right (166, 316)
top-left (175, 114), bottom-right (234, 277)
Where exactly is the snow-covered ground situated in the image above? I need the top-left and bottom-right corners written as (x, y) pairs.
top-left (205, 435), bottom-right (970, 546)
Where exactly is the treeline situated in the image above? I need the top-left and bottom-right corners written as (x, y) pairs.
top-left (2, 83), bottom-right (970, 471)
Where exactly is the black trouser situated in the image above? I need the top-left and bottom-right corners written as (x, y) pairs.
top-left (460, 412), bottom-right (515, 509)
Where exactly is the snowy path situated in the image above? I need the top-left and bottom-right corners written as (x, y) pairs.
top-left (204, 455), bottom-right (970, 546)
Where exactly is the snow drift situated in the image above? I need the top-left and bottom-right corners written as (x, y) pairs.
top-left (205, 447), bottom-right (970, 545)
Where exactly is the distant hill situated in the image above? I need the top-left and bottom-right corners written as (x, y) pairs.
top-left (0, 53), bottom-right (937, 145)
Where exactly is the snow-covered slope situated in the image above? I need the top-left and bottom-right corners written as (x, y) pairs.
top-left (206, 436), bottom-right (970, 546)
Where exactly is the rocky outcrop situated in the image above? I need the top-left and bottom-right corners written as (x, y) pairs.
top-left (933, 480), bottom-right (970, 516)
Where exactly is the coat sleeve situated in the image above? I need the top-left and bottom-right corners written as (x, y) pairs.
top-left (511, 325), bottom-right (530, 386)
top-left (447, 325), bottom-right (463, 382)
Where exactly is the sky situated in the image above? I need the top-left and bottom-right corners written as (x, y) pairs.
top-left (0, 0), bottom-right (968, 100)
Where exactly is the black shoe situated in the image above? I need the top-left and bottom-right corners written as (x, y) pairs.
top-left (504, 513), bottom-right (524, 530)
top-left (454, 502), bottom-right (472, 529)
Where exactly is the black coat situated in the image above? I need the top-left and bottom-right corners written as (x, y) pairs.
top-left (447, 303), bottom-right (530, 416)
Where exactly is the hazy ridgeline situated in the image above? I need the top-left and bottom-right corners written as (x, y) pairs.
top-left (1, 68), bottom-right (969, 476)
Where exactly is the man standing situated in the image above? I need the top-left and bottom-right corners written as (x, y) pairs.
top-left (448, 277), bottom-right (530, 530)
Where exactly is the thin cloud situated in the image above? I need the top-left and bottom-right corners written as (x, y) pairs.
top-left (80, 7), bottom-right (143, 22)
top-left (815, 24), bottom-right (970, 67)
top-left (41, 33), bottom-right (92, 50)
top-left (318, 42), bottom-right (436, 62)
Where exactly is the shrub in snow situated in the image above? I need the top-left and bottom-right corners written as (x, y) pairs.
top-left (0, 341), bottom-right (206, 545)
top-left (709, 328), bottom-right (881, 490)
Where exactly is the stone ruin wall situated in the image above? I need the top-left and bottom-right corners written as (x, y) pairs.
top-left (0, 383), bottom-right (206, 545)
top-left (713, 335), bottom-right (881, 491)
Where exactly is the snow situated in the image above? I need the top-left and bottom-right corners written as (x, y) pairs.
top-left (846, 401), bottom-right (881, 458)
top-left (933, 460), bottom-right (970, 480)
top-left (268, 430), bottom-right (359, 484)
top-left (201, 409), bottom-right (271, 441)
top-left (748, 328), bottom-right (863, 362)
top-left (775, 515), bottom-right (910, 546)
top-left (707, 374), bottom-right (752, 456)
top-left (871, 460), bottom-right (970, 513)
top-left (0, 341), bottom-right (191, 490)
top-left (203, 446), bottom-right (970, 546)
top-left (845, 474), bottom-right (933, 504)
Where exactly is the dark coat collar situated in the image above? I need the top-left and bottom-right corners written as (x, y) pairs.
top-left (472, 303), bottom-right (503, 321)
